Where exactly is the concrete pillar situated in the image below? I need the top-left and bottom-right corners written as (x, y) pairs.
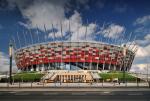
top-left (36, 65), bottom-right (39, 71)
top-left (17, 69), bottom-right (21, 73)
top-left (64, 75), bottom-right (66, 81)
top-left (41, 64), bottom-right (45, 71)
top-left (60, 75), bottom-right (62, 82)
top-left (25, 67), bottom-right (27, 71)
top-left (28, 67), bottom-right (30, 71)
top-left (103, 63), bottom-right (105, 70)
top-left (108, 64), bottom-right (111, 70)
top-left (31, 65), bottom-right (34, 71)
top-left (73, 75), bottom-right (74, 82)
top-left (90, 62), bottom-right (92, 70)
top-left (119, 64), bottom-right (122, 71)
top-left (126, 68), bottom-right (129, 72)
top-left (62, 75), bottom-right (63, 82)
top-left (114, 65), bottom-right (116, 71)
top-left (63, 75), bottom-right (65, 82)
top-left (30, 68), bottom-right (33, 71)
top-left (48, 63), bottom-right (50, 70)
top-left (96, 63), bottom-right (98, 70)
top-left (84, 75), bottom-right (86, 82)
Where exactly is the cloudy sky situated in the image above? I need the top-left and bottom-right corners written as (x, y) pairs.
top-left (0, 0), bottom-right (150, 73)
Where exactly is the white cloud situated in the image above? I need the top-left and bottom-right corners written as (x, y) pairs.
top-left (134, 39), bottom-right (150, 58)
top-left (7, 0), bottom-right (97, 41)
top-left (0, 51), bottom-right (17, 72)
top-left (131, 41), bottom-right (150, 73)
top-left (134, 15), bottom-right (150, 26)
top-left (135, 45), bottom-right (148, 57)
top-left (135, 39), bottom-right (149, 46)
top-left (130, 63), bottom-right (150, 74)
top-left (144, 34), bottom-right (150, 41)
top-left (48, 11), bottom-right (97, 41)
top-left (100, 24), bottom-right (125, 38)
top-left (71, 23), bottom-right (97, 41)
top-left (69, 11), bottom-right (97, 41)
top-left (131, 33), bottom-right (150, 73)
top-left (131, 16), bottom-right (150, 73)
top-left (134, 15), bottom-right (150, 37)
top-left (19, 0), bottom-right (66, 30)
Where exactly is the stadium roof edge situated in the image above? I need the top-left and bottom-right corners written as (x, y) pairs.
top-left (14, 41), bottom-right (125, 53)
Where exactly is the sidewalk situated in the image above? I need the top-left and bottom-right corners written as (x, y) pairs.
top-left (0, 82), bottom-right (149, 88)
top-left (0, 87), bottom-right (150, 92)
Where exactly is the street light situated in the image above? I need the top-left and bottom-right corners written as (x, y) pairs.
top-left (123, 44), bottom-right (127, 83)
top-left (9, 40), bottom-right (13, 85)
top-left (146, 57), bottom-right (150, 88)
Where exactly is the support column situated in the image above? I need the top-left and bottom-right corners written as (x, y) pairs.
top-left (103, 63), bottom-right (105, 70)
top-left (61, 75), bottom-right (62, 83)
top-left (119, 64), bottom-right (122, 71)
top-left (26, 67), bottom-right (28, 71)
top-left (113, 65), bottom-right (116, 71)
top-left (41, 64), bottom-right (44, 71)
top-left (73, 75), bottom-right (75, 82)
top-left (31, 65), bottom-right (34, 71)
top-left (36, 64), bottom-right (39, 71)
top-left (66, 75), bottom-right (68, 82)
top-left (62, 75), bottom-right (64, 82)
top-left (18, 69), bottom-right (21, 73)
top-left (96, 63), bottom-right (98, 70)
top-left (108, 64), bottom-right (111, 70)
top-left (90, 62), bottom-right (92, 70)
top-left (27, 67), bottom-right (30, 71)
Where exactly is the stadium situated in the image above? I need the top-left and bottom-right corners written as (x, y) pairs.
top-left (11, 23), bottom-right (137, 83)
top-left (14, 41), bottom-right (135, 72)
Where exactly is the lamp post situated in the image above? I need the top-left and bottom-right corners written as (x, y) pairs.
top-left (147, 57), bottom-right (150, 88)
top-left (9, 40), bottom-right (13, 85)
top-left (123, 44), bottom-right (127, 83)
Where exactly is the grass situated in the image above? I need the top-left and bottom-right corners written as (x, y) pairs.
top-left (0, 71), bottom-right (138, 83)
top-left (99, 71), bottom-right (137, 82)
top-left (12, 72), bottom-right (44, 82)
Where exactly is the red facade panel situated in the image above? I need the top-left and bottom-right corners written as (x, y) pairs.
top-left (15, 42), bottom-right (134, 70)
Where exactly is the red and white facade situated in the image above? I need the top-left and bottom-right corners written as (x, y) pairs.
top-left (14, 41), bottom-right (135, 71)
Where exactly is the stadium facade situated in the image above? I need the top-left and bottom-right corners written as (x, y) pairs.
top-left (14, 41), bottom-right (136, 72)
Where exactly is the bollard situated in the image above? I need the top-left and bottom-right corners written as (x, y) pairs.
top-left (125, 79), bottom-right (127, 87)
top-left (148, 81), bottom-right (150, 88)
top-left (19, 81), bottom-right (21, 88)
top-left (7, 82), bottom-right (9, 88)
top-left (102, 80), bottom-right (104, 87)
top-left (31, 82), bottom-right (33, 88)
top-left (137, 78), bottom-right (139, 87)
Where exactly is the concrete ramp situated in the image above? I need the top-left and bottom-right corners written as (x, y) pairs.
top-left (129, 73), bottom-right (150, 81)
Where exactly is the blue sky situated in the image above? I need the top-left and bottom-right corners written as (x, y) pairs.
top-left (0, 0), bottom-right (150, 72)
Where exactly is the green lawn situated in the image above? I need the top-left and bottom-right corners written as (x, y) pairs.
top-left (12, 72), bottom-right (44, 82)
top-left (99, 71), bottom-right (137, 82)
top-left (0, 71), bottom-right (138, 83)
